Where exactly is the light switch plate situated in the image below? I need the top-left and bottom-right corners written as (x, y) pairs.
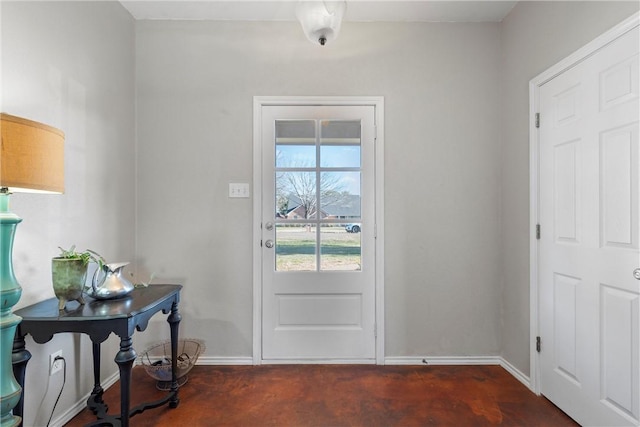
top-left (229, 183), bottom-right (250, 198)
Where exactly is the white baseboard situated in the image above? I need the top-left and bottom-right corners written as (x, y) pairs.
top-left (197, 356), bottom-right (254, 365)
top-left (385, 356), bottom-right (531, 390)
top-left (385, 356), bottom-right (502, 365)
top-left (260, 358), bottom-right (375, 365)
top-left (499, 357), bottom-right (532, 390)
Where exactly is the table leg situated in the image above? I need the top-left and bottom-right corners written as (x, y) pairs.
top-left (86, 342), bottom-right (108, 416)
top-left (168, 300), bottom-right (182, 408)
top-left (115, 336), bottom-right (136, 427)
top-left (11, 333), bottom-right (31, 427)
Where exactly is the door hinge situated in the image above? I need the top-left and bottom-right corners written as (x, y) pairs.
top-left (535, 113), bottom-right (540, 128)
top-left (536, 336), bottom-right (541, 353)
top-left (374, 323), bottom-right (377, 338)
top-left (536, 224), bottom-right (541, 240)
top-left (374, 125), bottom-right (378, 140)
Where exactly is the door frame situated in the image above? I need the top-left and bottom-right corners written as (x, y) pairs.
top-left (252, 96), bottom-right (385, 365)
top-left (529, 12), bottom-right (639, 394)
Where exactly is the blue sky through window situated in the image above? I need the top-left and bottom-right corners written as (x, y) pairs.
top-left (276, 144), bottom-right (361, 195)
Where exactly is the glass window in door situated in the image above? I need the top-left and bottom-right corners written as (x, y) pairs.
top-left (274, 119), bottom-right (362, 272)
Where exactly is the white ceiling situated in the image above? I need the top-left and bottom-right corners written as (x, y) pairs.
top-left (120, 1), bottom-right (519, 22)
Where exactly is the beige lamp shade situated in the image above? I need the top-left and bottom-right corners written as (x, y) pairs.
top-left (0, 113), bottom-right (64, 193)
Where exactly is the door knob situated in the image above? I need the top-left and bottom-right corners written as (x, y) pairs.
top-left (265, 240), bottom-right (274, 249)
top-left (265, 222), bottom-right (274, 231)
top-left (634, 268), bottom-right (640, 280)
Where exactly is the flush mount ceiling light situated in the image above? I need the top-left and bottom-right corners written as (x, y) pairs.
top-left (296, 1), bottom-right (347, 46)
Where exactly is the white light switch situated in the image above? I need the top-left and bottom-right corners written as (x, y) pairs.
top-left (229, 183), bottom-right (250, 198)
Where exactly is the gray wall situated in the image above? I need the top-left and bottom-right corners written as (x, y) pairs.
top-left (499, 1), bottom-right (639, 376)
top-left (1, 2), bottom-right (135, 425)
top-left (135, 20), bottom-right (504, 359)
top-left (134, 1), bottom-right (640, 370)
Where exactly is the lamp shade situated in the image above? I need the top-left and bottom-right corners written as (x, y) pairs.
top-left (296, 1), bottom-right (346, 46)
top-left (0, 113), bottom-right (64, 194)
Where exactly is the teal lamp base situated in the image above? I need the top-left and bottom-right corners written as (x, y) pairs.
top-left (0, 192), bottom-right (23, 427)
top-left (0, 318), bottom-right (21, 427)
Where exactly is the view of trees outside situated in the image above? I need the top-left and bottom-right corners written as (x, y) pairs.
top-left (274, 119), bottom-right (362, 271)
top-left (276, 169), bottom-right (351, 219)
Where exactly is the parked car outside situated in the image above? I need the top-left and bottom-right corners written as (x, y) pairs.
top-left (345, 223), bottom-right (361, 233)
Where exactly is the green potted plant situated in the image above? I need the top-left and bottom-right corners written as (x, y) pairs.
top-left (52, 246), bottom-right (103, 310)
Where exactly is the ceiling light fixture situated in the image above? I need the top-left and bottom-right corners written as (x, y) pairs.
top-left (296, 1), bottom-right (347, 46)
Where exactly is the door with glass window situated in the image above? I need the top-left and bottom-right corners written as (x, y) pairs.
top-left (260, 105), bottom-right (376, 361)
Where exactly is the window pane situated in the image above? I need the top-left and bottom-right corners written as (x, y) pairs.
top-left (276, 172), bottom-right (317, 220)
top-left (320, 172), bottom-right (361, 219)
top-left (277, 145), bottom-right (316, 168)
top-left (276, 224), bottom-right (316, 272)
top-left (320, 145), bottom-right (360, 168)
top-left (320, 224), bottom-right (361, 271)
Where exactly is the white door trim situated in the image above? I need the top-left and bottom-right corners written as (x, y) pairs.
top-left (529, 11), bottom-right (640, 394)
top-left (252, 96), bottom-right (385, 365)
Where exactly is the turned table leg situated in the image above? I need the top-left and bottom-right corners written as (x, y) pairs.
top-left (168, 300), bottom-right (182, 408)
top-left (86, 342), bottom-right (108, 416)
top-left (115, 336), bottom-right (136, 427)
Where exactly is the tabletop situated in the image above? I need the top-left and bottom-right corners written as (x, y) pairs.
top-left (14, 284), bottom-right (182, 343)
top-left (14, 284), bottom-right (182, 321)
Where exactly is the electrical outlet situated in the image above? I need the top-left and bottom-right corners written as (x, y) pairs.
top-left (49, 350), bottom-right (63, 376)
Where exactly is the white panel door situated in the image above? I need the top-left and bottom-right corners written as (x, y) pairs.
top-left (260, 105), bottom-right (376, 362)
top-left (539, 26), bottom-right (639, 426)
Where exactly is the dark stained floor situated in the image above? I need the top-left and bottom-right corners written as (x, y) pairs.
top-left (66, 365), bottom-right (578, 426)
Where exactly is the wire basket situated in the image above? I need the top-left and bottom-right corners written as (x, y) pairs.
top-left (139, 338), bottom-right (205, 390)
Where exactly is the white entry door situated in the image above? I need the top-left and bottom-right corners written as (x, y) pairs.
top-left (538, 24), bottom-right (639, 425)
top-left (259, 104), bottom-right (377, 362)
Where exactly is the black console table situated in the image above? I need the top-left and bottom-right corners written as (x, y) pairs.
top-left (12, 284), bottom-right (182, 427)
